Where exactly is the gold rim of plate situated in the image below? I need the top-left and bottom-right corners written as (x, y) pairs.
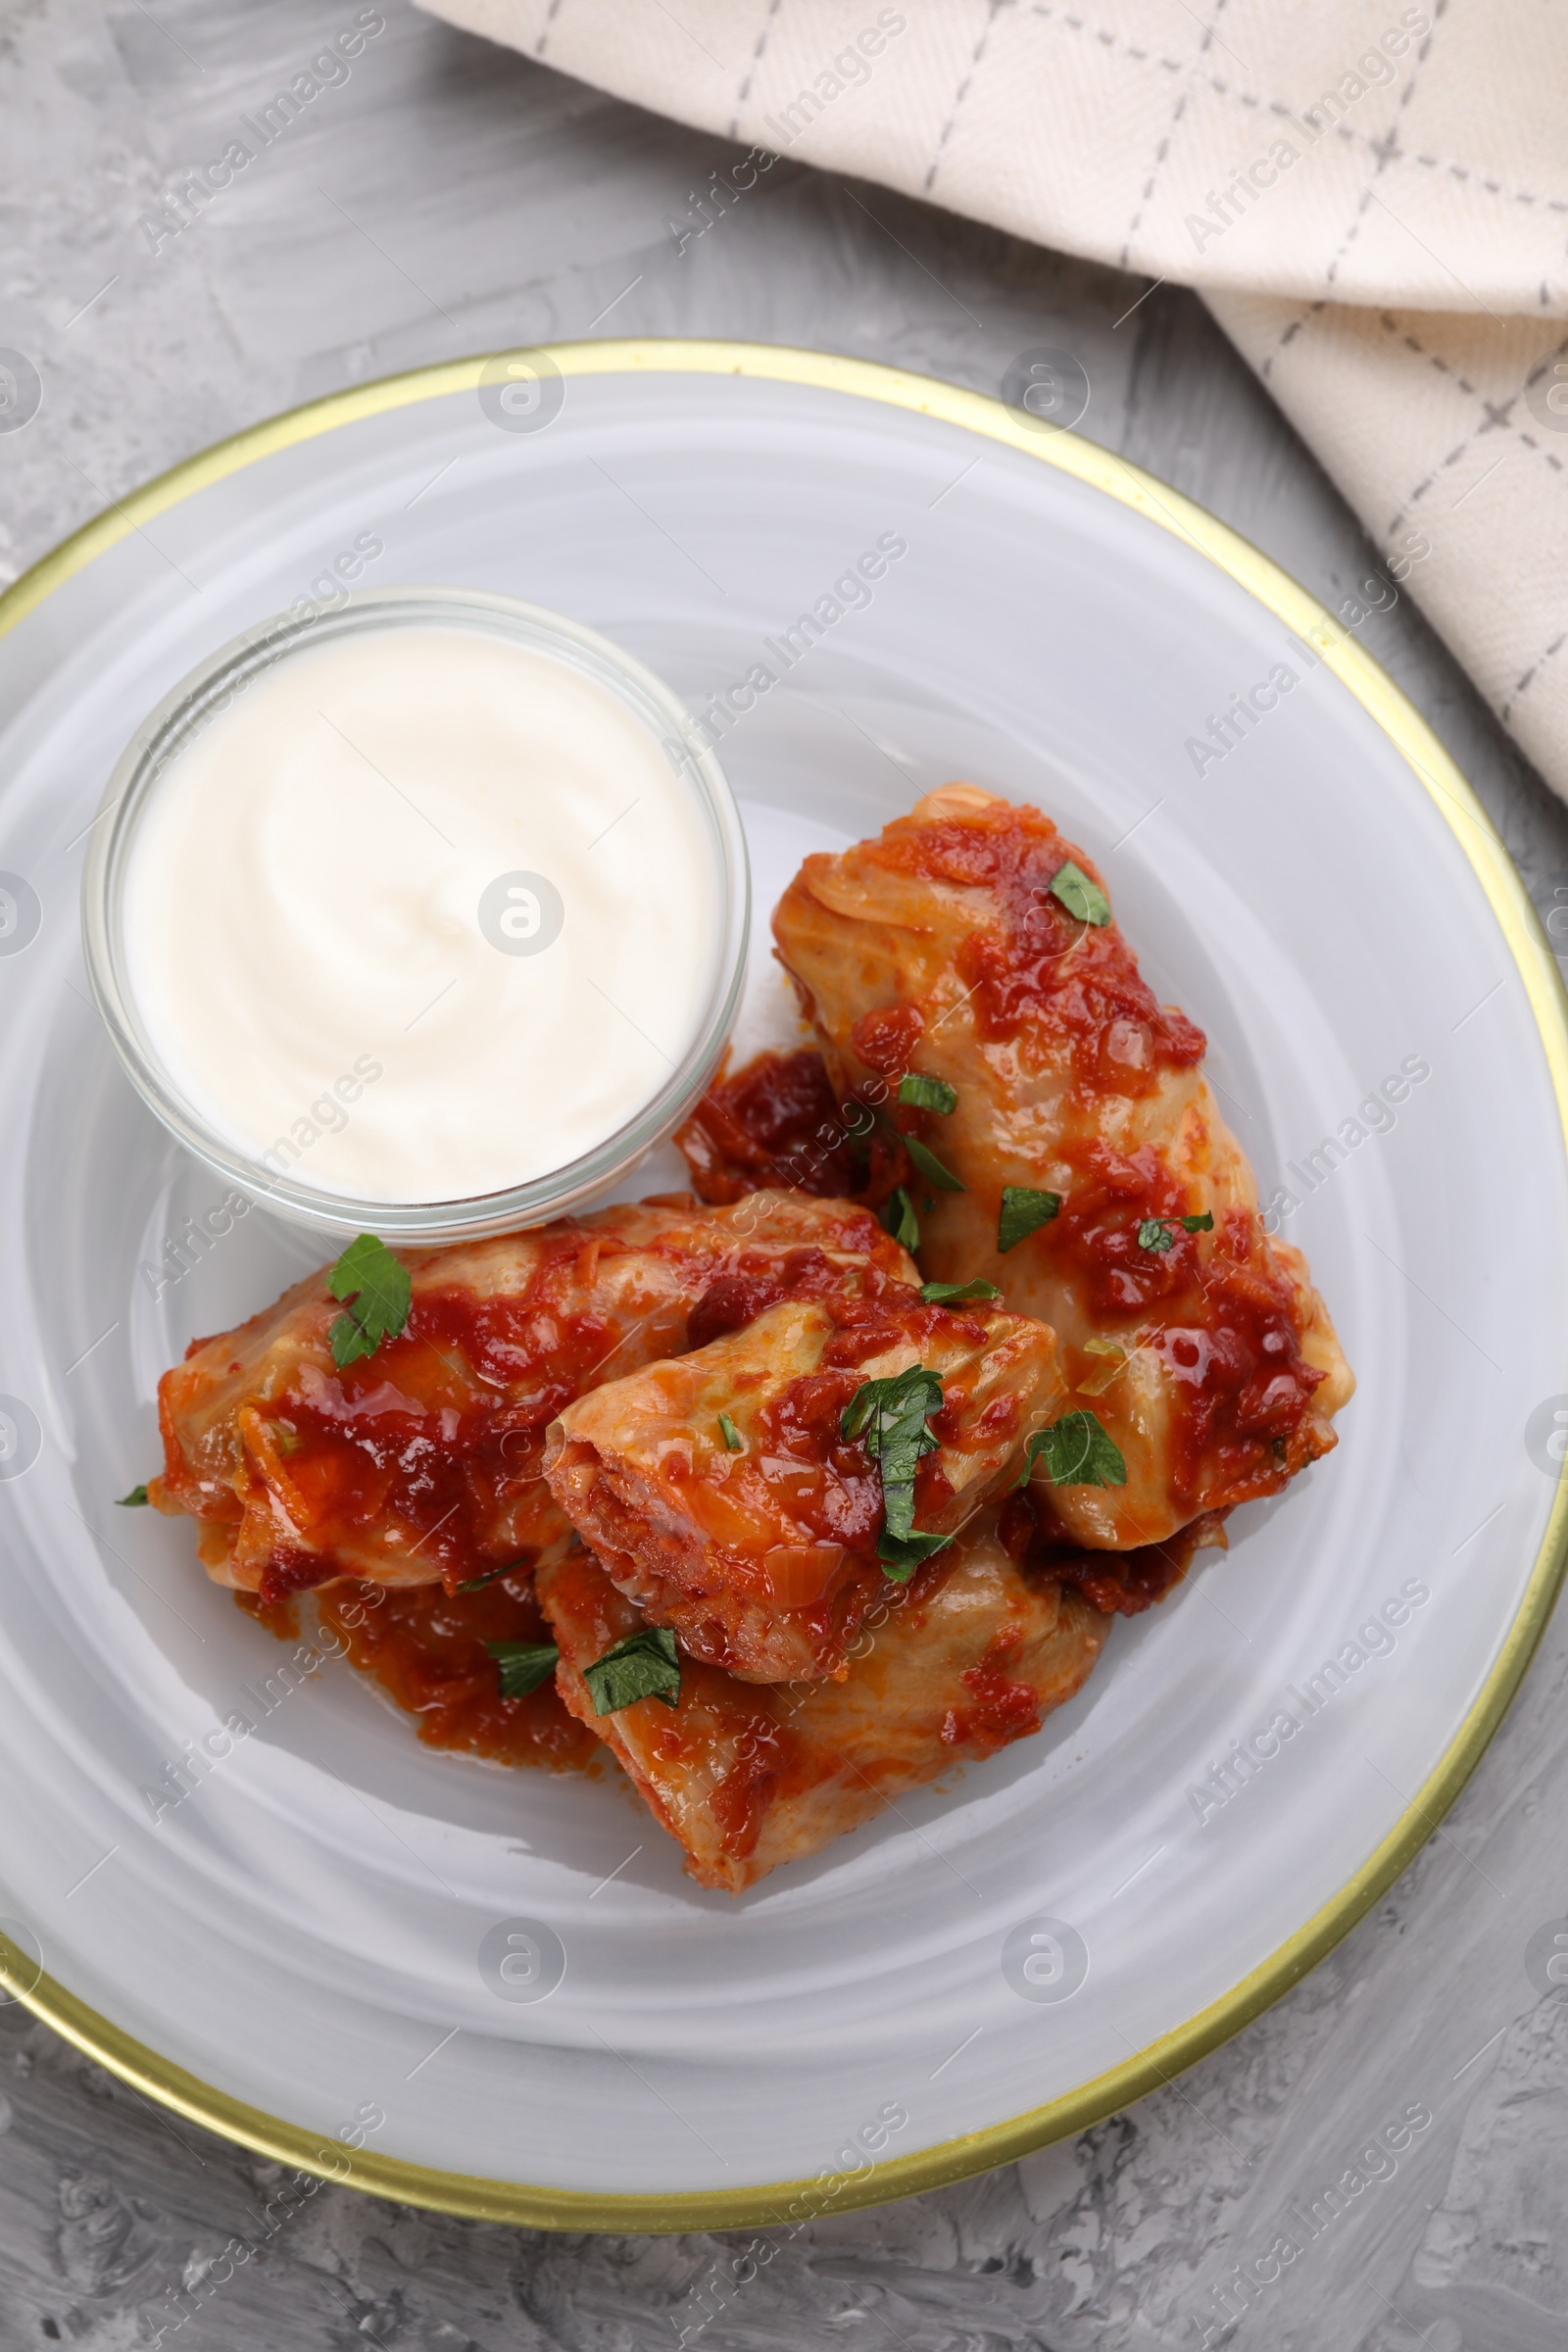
top-left (2, 338), bottom-right (1565, 2232)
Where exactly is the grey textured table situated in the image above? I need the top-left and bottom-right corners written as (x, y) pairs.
top-left (4, 6), bottom-right (1568, 2347)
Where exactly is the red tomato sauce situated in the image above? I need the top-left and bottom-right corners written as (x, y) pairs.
top-left (871, 802), bottom-right (1205, 1088)
top-left (236, 1256), bottom-right (634, 1601)
top-left (724, 1286), bottom-right (994, 1558)
top-left (748, 1364), bottom-right (885, 1553)
top-left (944, 1658), bottom-right (1045, 1749)
top-left (1000, 1496), bottom-right (1231, 1616)
top-left (239, 1575), bottom-right (600, 1772)
top-left (1032, 1142), bottom-right (1327, 1505)
top-left (684, 1245), bottom-right (868, 1349)
top-left (675, 1048), bottom-right (908, 1206)
top-left (250, 1384), bottom-right (530, 1598)
top-left (239, 1235), bottom-right (897, 1606)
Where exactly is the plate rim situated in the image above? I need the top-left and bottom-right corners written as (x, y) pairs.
top-left (3, 335), bottom-right (1566, 2232)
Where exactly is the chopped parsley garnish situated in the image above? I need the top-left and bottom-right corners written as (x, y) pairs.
top-left (116, 1484), bottom-right (150, 1507)
top-left (841, 1365), bottom-right (954, 1583)
top-left (878, 1525), bottom-right (956, 1577)
top-left (882, 1187), bottom-right (920, 1253)
top-left (583, 1625), bottom-right (682, 1715)
top-left (903, 1135), bottom-right (964, 1193)
top-left (841, 1365), bottom-right (943, 1457)
top-left (919, 1279), bottom-right (1002, 1305)
top-left (1137, 1210), bottom-right (1214, 1252)
top-left (1048, 859), bottom-right (1111, 927)
top-left (998, 1186), bottom-right (1061, 1252)
top-left (326, 1234), bottom-right (413, 1369)
top-left (872, 1100), bottom-right (964, 1195)
top-left (899, 1073), bottom-right (957, 1115)
top-left (460, 1560), bottom-right (526, 1592)
top-left (1016, 1410), bottom-right (1127, 1490)
top-left (485, 1639), bottom-right (560, 1697)
top-left (717, 1410), bottom-right (744, 1452)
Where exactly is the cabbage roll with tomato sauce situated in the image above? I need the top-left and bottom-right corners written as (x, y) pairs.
top-left (545, 1284), bottom-right (1064, 1683)
top-left (772, 785), bottom-right (1352, 1553)
top-left (537, 1511), bottom-right (1107, 1891)
top-left (149, 1192), bottom-right (916, 1605)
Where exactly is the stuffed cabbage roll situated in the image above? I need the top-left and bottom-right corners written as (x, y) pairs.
top-left (545, 1284), bottom-right (1063, 1683)
top-left (150, 1192), bottom-right (915, 1604)
top-left (538, 1515), bottom-right (1107, 1892)
top-left (772, 785), bottom-right (1352, 1551)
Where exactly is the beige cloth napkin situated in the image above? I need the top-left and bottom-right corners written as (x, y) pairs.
top-left (416, 0), bottom-right (1568, 798)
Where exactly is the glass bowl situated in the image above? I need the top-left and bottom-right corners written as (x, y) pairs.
top-left (80, 586), bottom-right (750, 1243)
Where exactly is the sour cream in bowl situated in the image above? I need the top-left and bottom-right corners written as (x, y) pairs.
top-left (82, 588), bottom-right (750, 1241)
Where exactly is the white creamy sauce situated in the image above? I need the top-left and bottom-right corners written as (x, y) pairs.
top-left (122, 625), bottom-right (721, 1202)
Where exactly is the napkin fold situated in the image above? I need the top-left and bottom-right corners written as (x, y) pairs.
top-left (416, 0), bottom-right (1568, 797)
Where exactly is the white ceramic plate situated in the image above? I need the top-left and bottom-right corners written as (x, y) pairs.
top-left (1, 344), bottom-right (1564, 2230)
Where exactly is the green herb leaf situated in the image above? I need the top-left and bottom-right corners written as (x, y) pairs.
top-left (841, 1366), bottom-right (950, 1580)
top-left (903, 1134), bottom-right (964, 1194)
top-left (870, 1098), bottom-right (963, 1193)
top-left (846, 1387), bottom-right (942, 1506)
top-left (880, 1459), bottom-right (930, 1544)
top-left (998, 1186), bottom-right (1061, 1252)
top-left (877, 1462), bottom-right (954, 1580)
top-left (717, 1410), bottom-right (743, 1452)
top-left (841, 1364), bottom-right (944, 1455)
top-left (1138, 1209), bottom-right (1214, 1252)
top-left (1048, 859), bottom-right (1111, 927)
top-left (485, 1639), bottom-right (560, 1698)
top-left (326, 1234), bottom-right (413, 1369)
top-left (1017, 1410), bottom-right (1127, 1490)
top-left (116, 1483), bottom-right (150, 1507)
top-left (919, 1279), bottom-right (1002, 1305)
top-left (882, 1187), bottom-right (920, 1253)
top-left (877, 1525), bottom-right (955, 1581)
top-left (459, 1560), bottom-right (527, 1592)
top-left (583, 1625), bottom-right (682, 1715)
top-left (899, 1073), bottom-right (957, 1115)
